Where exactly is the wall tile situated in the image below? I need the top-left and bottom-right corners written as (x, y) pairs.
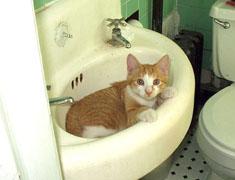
top-left (121, 0), bottom-right (153, 29)
top-left (196, 8), bottom-right (212, 31)
top-left (139, 14), bottom-right (149, 28)
top-left (139, 0), bottom-right (151, 15)
top-left (202, 50), bottom-right (212, 70)
top-left (121, 4), bottom-right (127, 18)
top-left (126, 0), bottom-right (139, 18)
top-left (148, 11), bottom-right (153, 29)
top-left (204, 30), bottom-right (212, 50)
top-left (197, 0), bottom-right (216, 10)
top-left (167, 0), bottom-right (176, 14)
top-left (178, 0), bottom-right (216, 9)
top-left (163, 0), bottom-right (176, 19)
top-left (179, 25), bottom-right (196, 32)
top-left (45, 0), bottom-right (53, 4)
top-left (139, 11), bottom-right (152, 29)
top-left (178, 4), bottom-right (196, 29)
top-left (177, 0), bottom-right (198, 7)
top-left (197, 29), bottom-right (212, 50)
top-left (121, 0), bottom-right (128, 4)
top-left (34, 0), bottom-right (45, 9)
top-left (177, 0), bottom-right (216, 70)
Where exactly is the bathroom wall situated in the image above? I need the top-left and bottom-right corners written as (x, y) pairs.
top-left (177, 0), bottom-right (216, 70)
top-left (0, 115), bottom-right (19, 180)
top-left (122, 0), bottom-right (215, 70)
top-left (162, 0), bottom-right (178, 39)
top-left (121, 0), bottom-right (152, 29)
top-left (163, 0), bottom-right (176, 19)
top-left (33, 0), bottom-right (53, 10)
top-left (121, 0), bottom-right (176, 30)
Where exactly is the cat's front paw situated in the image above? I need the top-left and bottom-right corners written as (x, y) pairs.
top-left (161, 87), bottom-right (177, 99)
top-left (138, 109), bottom-right (157, 122)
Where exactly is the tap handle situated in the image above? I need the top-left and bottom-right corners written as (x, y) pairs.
top-left (106, 18), bottom-right (127, 28)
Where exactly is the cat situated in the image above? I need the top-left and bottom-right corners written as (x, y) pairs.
top-left (66, 53), bottom-right (172, 138)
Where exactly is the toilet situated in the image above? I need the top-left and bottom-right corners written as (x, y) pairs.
top-left (196, 0), bottom-right (235, 180)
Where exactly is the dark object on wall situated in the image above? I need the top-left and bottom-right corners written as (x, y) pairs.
top-left (152, 0), bottom-right (163, 33)
top-left (174, 30), bottom-right (204, 118)
top-left (126, 11), bottom-right (139, 22)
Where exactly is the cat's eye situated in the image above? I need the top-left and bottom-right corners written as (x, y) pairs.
top-left (137, 79), bottom-right (144, 85)
top-left (153, 79), bottom-right (161, 85)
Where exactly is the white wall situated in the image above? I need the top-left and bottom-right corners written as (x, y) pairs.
top-left (0, 1), bottom-right (63, 180)
top-left (0, 112), bottom-right (19, 180)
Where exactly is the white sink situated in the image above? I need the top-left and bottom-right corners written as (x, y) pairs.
top-left (35, 0), bottom-right (195, 179)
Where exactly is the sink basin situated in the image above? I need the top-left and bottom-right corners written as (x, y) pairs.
top-left (35, 0), bottom-right (195, 179)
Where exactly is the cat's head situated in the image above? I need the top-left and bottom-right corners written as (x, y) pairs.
top-left (126, 54), bottom-right (169, 100)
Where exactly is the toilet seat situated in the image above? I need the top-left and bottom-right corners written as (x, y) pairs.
top-left (198, 84), bottom-right (235, 169)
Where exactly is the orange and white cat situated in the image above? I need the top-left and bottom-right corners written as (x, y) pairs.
top-left (66, 54), bottom-right (173, 138)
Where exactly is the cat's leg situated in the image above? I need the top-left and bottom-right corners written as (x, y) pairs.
top-left (138, 108), bottom-right (157, 123)
top-left (126, 107), bottom-right (157, 126)
top-left (126, 107), bottom-right (148, 126)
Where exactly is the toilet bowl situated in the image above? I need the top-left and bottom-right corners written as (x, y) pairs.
top-left (196, 84), bottom-right (235, 180)
top-left (35, 0), bottom-right (195, 179)
top-left (196, 0), bottom-right (235, 179)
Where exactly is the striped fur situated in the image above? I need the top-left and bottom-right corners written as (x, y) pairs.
top-left (66, 54), bottom-right (169, 138)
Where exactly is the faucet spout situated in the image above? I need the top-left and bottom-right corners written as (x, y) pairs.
top-left (49, 96), bottom-right (74, 106)
top-left (112, 28), bottom-right (131, 48)
top-left (106, 18), bottom-right (131, 48)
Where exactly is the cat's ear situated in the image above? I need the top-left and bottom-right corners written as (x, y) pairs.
top-left (156, 55), bottom-right (169, 75)
top-left (127, 54), bottom-right (140, 75)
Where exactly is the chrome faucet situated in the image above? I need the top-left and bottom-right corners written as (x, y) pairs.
top-left (106, 18), bottom-right (131, 48)
top-left (49, 96), bottom-right (74, 106)
top-left (46, 85), bottom-right (74, 106)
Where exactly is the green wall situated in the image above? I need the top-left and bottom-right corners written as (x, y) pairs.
top-left (121, 0), bottom-right (152, 29)
top-left (177, 0), bottom-right (216, 70)
top-left (163, 0), bottom-right (176, 19)
top-left (122, 0), bottom-right (214, 70)
top-left (122, 0), bottom-right (215, 70)
top-left (34, 0), bottom-right (52, 10)
top-left (121, 0), bottom-right (176, 29)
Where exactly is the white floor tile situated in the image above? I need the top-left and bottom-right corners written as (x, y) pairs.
top-left (166, 129), bottom-right (210, 180)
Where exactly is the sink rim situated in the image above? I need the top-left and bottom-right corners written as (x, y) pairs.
top-left (49, 28), bottom-right (195, 180)
top-left (51, 44), bottom-right (193, 145)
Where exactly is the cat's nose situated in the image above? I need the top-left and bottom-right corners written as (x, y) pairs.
top-left (145, 90), bottom-right (152, 96)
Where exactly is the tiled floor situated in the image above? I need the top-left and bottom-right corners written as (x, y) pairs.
top-left (166, 127), bottom-right (210, 180)
top-left (142, 86), bottom-right (219, 180)
top-left (164, 87), bottom-right (218, 180)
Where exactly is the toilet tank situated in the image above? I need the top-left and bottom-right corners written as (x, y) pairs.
top-left (210, 0), bottom-right (235, 81)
